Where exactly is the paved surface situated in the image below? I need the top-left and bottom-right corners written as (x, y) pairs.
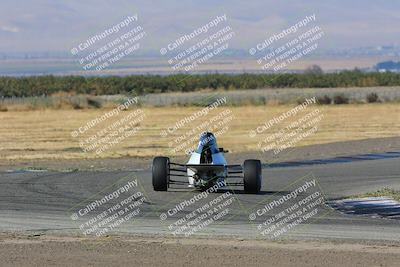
top-left (0, 152), bottom-right (399, 242)
top-left (328, 197), bottom-right (400, 219)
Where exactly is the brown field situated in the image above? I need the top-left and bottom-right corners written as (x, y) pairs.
top-left (0, 104), bottom-right (399, 161)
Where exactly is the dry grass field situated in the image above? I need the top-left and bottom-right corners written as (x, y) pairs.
top-left (0, 104), bottom-right (399, 160)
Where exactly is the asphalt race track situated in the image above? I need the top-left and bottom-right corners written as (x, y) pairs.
top-left (0, 153), bottom-right (399, 242)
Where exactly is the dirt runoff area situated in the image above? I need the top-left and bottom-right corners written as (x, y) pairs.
top-left (1, 234), bottom-right (400, 267)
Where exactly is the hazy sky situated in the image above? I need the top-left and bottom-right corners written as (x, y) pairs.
top-left (1, 0), bottom-right (399, 52)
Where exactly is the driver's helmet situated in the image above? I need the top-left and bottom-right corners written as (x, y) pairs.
top-left (197, 132), bottom-right (218, 153)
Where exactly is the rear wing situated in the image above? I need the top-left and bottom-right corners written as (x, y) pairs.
top-left (186, 164), bottom-right (225, 173)
top-left (168, 162), bottom-right (244, 187)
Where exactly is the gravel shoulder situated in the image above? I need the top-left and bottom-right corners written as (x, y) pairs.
top-left (1, 233), bottom-right (400, 267)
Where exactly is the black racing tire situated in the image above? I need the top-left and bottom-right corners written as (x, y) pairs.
top-left (243, 159), bottom-right (262, 194)
top-left (152, 157), bottom-right (170, 191)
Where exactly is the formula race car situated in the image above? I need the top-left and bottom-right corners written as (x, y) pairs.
top-left (152, 132), bottom-right (262, 194)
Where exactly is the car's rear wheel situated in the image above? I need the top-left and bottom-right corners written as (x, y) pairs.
top-left (243, 159), bottom-right (262, 194)
top-left (152, 157), bottom-right (170, 191)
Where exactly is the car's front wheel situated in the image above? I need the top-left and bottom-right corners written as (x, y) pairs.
top-left (152, 157), bottom-right (170, 191)
top-left (243, 159), bottom-right (262, 194)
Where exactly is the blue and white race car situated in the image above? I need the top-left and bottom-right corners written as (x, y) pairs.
top-left (152, 132), bottom-right (262, 194)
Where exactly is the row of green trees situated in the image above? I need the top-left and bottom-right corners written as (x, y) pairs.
top-left (1, 71), bottom-right (400, 97)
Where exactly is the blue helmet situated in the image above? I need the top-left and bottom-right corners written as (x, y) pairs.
top-left (197, 132), bottom-right (218, 153)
